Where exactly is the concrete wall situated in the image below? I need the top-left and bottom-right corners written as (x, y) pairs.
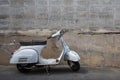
top-left (0, 29), bottom-right (120, 68)
top-left (0, 0), bottom-right (120, 29)
top-left (0, 0), bottom-right (120, 68)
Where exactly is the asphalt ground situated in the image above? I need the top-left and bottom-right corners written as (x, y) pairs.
top-left (0, 65), bottom-right (120, 80)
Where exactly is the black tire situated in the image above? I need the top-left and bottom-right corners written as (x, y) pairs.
top-left (67, 61), bottom-right (80, 72)
top-left (16, 64), bottom-right (33, 73)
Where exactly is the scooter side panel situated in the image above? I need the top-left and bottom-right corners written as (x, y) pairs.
top-left (10, 49), bottom-right (38, 64)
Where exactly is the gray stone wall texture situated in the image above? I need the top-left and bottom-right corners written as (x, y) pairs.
top-left (1, 0), bottom-right (120, 68)
top-left (0, 0), bottom-right (120, 29)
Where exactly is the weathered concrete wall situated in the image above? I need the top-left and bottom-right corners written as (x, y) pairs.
top-left (0, 29), bottom-right (120, 68)
top-left (0, 0), bottom-right (120, 29)
top-left (0, 0), bottom-right (120, 68)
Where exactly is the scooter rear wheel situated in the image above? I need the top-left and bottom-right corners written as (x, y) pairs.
top-left (16, 64), bottom-right (33, 73)
top-left (67, 61), bottom-right (80, 72)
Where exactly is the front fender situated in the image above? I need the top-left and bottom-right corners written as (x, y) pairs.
top-left (10, 49), bottom-right (38, 64)
top-left (65, 50), bottom-right (80, 62)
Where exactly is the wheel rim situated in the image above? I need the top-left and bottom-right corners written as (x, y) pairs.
top-left (67, 61), bottom-right (80, 71)
top-left (72, 63), bottom-right (79, 70)
top-left (17, 64), bottom-right (32, 73)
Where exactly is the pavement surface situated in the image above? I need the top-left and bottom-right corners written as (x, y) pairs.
top-left (0, 65), bottom-right (120, 80)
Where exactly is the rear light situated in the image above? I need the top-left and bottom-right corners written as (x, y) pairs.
top-left (10, 52), bottom-right (14, 58)
top-left (11, 52), bottom-right (14, 55)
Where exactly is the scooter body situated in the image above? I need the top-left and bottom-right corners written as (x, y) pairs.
top-left (10, 29), bottom-right (80, 73)
top-left (10, 45), bottom-right (45, 64)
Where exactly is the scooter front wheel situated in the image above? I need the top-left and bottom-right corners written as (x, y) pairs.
top-left (16, 64), bottom-right (33, 73)
top-left (67, 61), bottom-right (80, 72)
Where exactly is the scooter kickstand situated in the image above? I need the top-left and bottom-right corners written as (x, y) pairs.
top-left (45, 65), bottom-right (50, 75)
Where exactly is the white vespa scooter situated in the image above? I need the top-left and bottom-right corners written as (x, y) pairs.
top-left (10, 29), bottom-right (80, 73)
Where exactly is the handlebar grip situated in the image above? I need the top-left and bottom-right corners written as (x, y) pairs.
top-left (47, 36), bottom-right (51, 39)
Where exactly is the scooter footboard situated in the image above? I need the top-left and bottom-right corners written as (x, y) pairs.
top-left (10, 49), bottom-right (38, 64)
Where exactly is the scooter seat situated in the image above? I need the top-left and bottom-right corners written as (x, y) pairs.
top-left (19, 40), bottom-right (47, 46)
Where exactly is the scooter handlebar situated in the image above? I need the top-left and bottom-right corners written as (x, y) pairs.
top-left (47, 29), bottom-right (68, 39)
top-left (47, 36), bottom-right (52, 39)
